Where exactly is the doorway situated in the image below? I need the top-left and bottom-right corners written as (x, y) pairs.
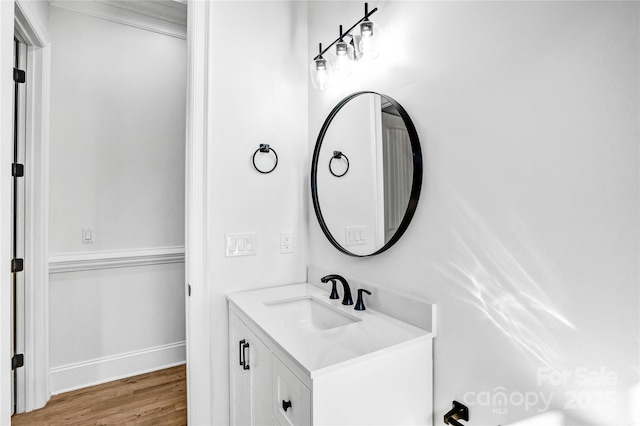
top-left (11, 35), bottom-right (26, 416)
top-left (8, 0), bottom-right (187, 419)
top-left (8, 2), bottom-right (53, 415)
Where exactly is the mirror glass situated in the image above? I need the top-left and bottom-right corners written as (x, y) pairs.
top-left (311, 92), bottom-right (422, 257)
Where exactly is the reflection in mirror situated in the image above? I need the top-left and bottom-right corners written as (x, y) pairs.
top-left (329, 151), bottom-right (350, 177)
top-left (311, 92), bottom-right (422, 257)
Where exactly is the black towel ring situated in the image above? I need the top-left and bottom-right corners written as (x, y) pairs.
top-left (252, 144), bottom-right (278, 174)
top-left (329, 151), bottom-right (349, 177)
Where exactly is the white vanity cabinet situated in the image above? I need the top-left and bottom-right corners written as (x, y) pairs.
top-left (227, 284), bottom-right (434, 426)
top-left (228, 282), bottom-right (436, 425)
top-left (230, 310), bottom-right (311, 426)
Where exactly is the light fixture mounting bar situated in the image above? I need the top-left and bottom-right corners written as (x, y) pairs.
top-left (313, 3), bottom-right (378, 60)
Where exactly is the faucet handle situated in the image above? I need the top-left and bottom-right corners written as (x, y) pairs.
top-left (354, 289), bottom-right (372, 311)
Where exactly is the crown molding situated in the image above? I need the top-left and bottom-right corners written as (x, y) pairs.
top-left (50, 1), bottom-right (187, 40)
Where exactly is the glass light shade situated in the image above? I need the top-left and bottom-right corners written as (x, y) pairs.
top-left (331, 40), bottom-right (353, 78)
top-left (358, 20), bottom-right (381, 61)
top-left (310, 56), bottom-right (333, 90)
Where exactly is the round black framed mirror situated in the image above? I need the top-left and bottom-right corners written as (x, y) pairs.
top-left (311, 91), bottom-right (423, 257)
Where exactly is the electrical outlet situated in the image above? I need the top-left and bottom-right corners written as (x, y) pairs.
top-left (280, 232), bottom-right (293, 254)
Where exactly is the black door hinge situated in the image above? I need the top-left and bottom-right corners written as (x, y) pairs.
top-left (11, 258), bottom-right (24, 272)
top-left (12, 163), bottom-right (24, 177)
top-left (12, 354), bottom-right (24, 370)
top-left (13, 68), bottom-right (25, 84)
top-left (188, 284), bottom-right (191, 296)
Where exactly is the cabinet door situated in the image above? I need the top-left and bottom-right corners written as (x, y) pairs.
top-left (272, 356), bottom-right (311, 426)
top-left (229, 311), bottom-right (272, 425)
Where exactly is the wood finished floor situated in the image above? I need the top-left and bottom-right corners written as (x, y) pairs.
top-left (11, 365), bottom-right (187, 426)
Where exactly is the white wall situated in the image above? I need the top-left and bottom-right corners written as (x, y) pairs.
top-left (48, 5), bottom-right (186, 393)
top-left (48, 6), bottom-right (185, 253)
top-left (308, 2), bottom-right (638, 425)
top-left (202, 1), bottom-right (308, 423)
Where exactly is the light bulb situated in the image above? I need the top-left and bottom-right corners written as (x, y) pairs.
top-left (359, 34), bottom-right (373, 53)
top-left (317, 69), bottom-right (329, 87)
top-left (358, 20), bottom-right (380, 61)
top-left (361, 20), bottom-right (374, 37)
top-left (336, 40), bottom-right (348, 56)
top-left (310, 56), bottom-right (333, 90)
top-left (332, 39), bottom-right (353, 78)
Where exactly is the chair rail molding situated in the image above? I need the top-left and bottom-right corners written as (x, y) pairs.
top-left (49, 246), bottom-right (185, 274)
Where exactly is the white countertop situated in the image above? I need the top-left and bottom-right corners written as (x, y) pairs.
top-left (227, 283), bottom-right (434, 378)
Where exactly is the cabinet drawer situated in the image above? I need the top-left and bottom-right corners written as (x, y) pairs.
top-left (272, 356), bottom-right (310, 426)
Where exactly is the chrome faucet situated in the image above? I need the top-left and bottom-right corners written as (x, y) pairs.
top-left (320, 274), bottom-right (353, 305)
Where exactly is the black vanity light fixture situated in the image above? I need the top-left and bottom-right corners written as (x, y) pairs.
top-left (310, 3), bottom-right (381, 90)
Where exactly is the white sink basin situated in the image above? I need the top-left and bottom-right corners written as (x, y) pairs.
top-left (265, 297), bottom-right (360, 331)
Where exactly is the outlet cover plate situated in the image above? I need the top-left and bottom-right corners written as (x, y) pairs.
top-left (280, 232), bottom-right (293, 254)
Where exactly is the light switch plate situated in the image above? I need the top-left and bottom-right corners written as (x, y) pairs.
top-left (226, 233), bottom-right (256, 257)
top-left (345, 226), bottom-right (366, 246)
top-left (82, 227), bottom-right (94, 243)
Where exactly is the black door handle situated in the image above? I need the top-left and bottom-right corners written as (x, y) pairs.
top-left (282, 399), bottom-right (292, 412)
top-left (238, 339), bottom-right (246, 367)
top-left (242, 342), bottom-right (250, 370)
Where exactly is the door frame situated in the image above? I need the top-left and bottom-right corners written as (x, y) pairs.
top-left (1, 2), bottom-right (16, 422)
top-left (4, 0), bottom-right (209, 422)
top-left (12, 36), bottom-right (27, 415)
top-left (4, 0), bottom-right (211, 421)
top-left (185, 1), bottom-right (213, 424)
top-left (8, 0), bottom-right (51, 417)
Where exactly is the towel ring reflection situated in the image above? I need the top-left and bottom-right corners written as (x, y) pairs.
top-left (252, 144), bottom-right (278, 174)
top-left (329, 151), bottom-right (349, 177)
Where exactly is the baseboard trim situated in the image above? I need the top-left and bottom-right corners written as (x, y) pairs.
top-left (49, 246), bottom-right (185, 274)
top-left (50, 341), bottom-right (186, 395)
